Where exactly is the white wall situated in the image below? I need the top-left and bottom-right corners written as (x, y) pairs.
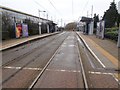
top-left (89, 22), bottom-right (94, 35)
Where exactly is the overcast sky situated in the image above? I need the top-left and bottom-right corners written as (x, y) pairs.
top-left (0, 0), bottom-right (120, 26)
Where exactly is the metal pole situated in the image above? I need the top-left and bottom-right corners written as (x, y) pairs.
top-left (87, 11), bottom-right (89, 17)
top-left (117, 24), bottom-right (120, 48)
top-left (61, 19), bottom-right (62, 27)
top-left (47, 13), bottom-right (48, 20)
top-left (91, 5), bottom-right (93, 18)
top-left (38, 10), bottom-right (41, 35)
top-left (0, 8), bottom-right (2, 90)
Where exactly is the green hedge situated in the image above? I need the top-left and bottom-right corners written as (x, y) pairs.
top-left (105, 27), bottom-right (118, 41)
top-left (105, 27), bottom-right (118, 32)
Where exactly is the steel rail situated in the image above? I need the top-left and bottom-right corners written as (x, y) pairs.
top-left (28, 33), bottom-right (69, 90)
top-left (76, 32), bottom-right (106, 68)
top-left (2, 32), bottom-right (64, 66)
top-left (2, 32), bottom-right (66, 85)
top-left (77, 35), bottom-right (89, 90)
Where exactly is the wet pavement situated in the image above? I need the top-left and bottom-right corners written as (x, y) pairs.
top-left (77, 32), bottom-right (118, 69)
top-left (1, 31), bottom-right (119, 89)
top-left (33, 32), bottom-right (84, 88)
top-left (2, 32), bottom-right (68, 88)
top-left (77, 32), bottom-right (119, 88)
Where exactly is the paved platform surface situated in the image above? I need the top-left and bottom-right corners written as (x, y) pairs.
top-left (78, 32), bottom-right (118, 68)
top-left (1, 32), bottom-right (58, 51)
top-left (77, 32), bottom-right (120, 81)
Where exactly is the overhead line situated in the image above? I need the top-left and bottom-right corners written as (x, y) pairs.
top-left (48, 0), bottom-right (63, 16)
top-left (77, 0), bottom-right (89, 22)
top-left (82, 0), bottom-right (89, 14)
top-left (72, 0), bottom-right (74, 21)
top-left (32, 0), bottom-right (53, 16)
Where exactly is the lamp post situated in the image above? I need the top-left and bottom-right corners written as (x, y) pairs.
top-left (38, 10), bottom-right (46, 35)
top-left (38, 10), bottom-right (46, 18)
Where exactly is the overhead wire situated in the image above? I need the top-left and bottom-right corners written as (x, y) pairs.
top-left (77, 0), bottom-right (89, 22)
top-left (72, 0), bottom-right (74, 21)
top-left (32, 0), bottom-right (55, 19)
top-left (47, 0), bottom-right (63, 17)
top-left (47, 0), bottom-right (65, 26)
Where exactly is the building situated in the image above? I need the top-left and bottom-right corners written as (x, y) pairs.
top-left (1, 6), bottom-right (57, 40)
top-left (77, 22), bottom-right (85, 31)
top-left (80, 17), bottom-right (93, 35)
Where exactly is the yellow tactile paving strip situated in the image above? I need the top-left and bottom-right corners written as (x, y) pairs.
top-left (80, 33), bottom-right (119, 68)
top-left (114, 73), bottom-right (120, 80)
top-left (87, 38), bottom-right (118, 67)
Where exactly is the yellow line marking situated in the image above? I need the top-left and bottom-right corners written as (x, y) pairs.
top-left (83, 35), bottom-right (119, 68)
top-left (114, 73), bottom-right (120, 80)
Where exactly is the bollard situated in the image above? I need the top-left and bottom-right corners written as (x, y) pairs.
top-left (117, 24), bottom-right (120, 48)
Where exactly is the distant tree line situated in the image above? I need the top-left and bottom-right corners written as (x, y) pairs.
top-left (65, 22), bottom-right (77, 30)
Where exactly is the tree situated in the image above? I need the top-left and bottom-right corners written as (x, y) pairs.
top-left (103, 1), bottom-right (119, 28)
top-left (65, 22), bottom-right (77, 30)
top-left (117, 14), bottom-right (120, 27)
top-left (93, 14), bottom-right (99, 29)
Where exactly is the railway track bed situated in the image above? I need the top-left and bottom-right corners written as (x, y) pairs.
top-left (1, 31), bottom-right (119, 89)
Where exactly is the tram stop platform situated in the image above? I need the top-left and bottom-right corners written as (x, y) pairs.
top-left (77, 31), bottom-right (120, 81)
top-left (1, 32), bottom-right (59, 51)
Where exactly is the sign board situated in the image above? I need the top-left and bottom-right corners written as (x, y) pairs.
top-left (22, 24), bottom-right (29, 37)
top-left (15, 23), bottom-right (29, 38)
top-left (15, 23), bottom-right (22, 38)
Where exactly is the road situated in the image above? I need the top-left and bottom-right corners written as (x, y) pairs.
top-left (1, 31), bottom-right (119, 89)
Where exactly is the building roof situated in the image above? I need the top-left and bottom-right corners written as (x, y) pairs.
top-left (80, 17), bottom-right (93, 22)
top-left (0, 5), bottom-right (52, 22)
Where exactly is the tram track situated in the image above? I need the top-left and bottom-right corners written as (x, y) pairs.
top-left (77, 35), bottom-right (89, 90)
top-left (76, 32), bottom-right (119, 88)
top-left (2, 32), bottom-right (64, 66)
top-left (2, 32), bottom-right (69, 87)
top-left (28, 34), bottom-right (67, 90)
top-left (28, 32), bottom-right (89, 89)
top-left (2, 31), bottom-right (118, 89)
